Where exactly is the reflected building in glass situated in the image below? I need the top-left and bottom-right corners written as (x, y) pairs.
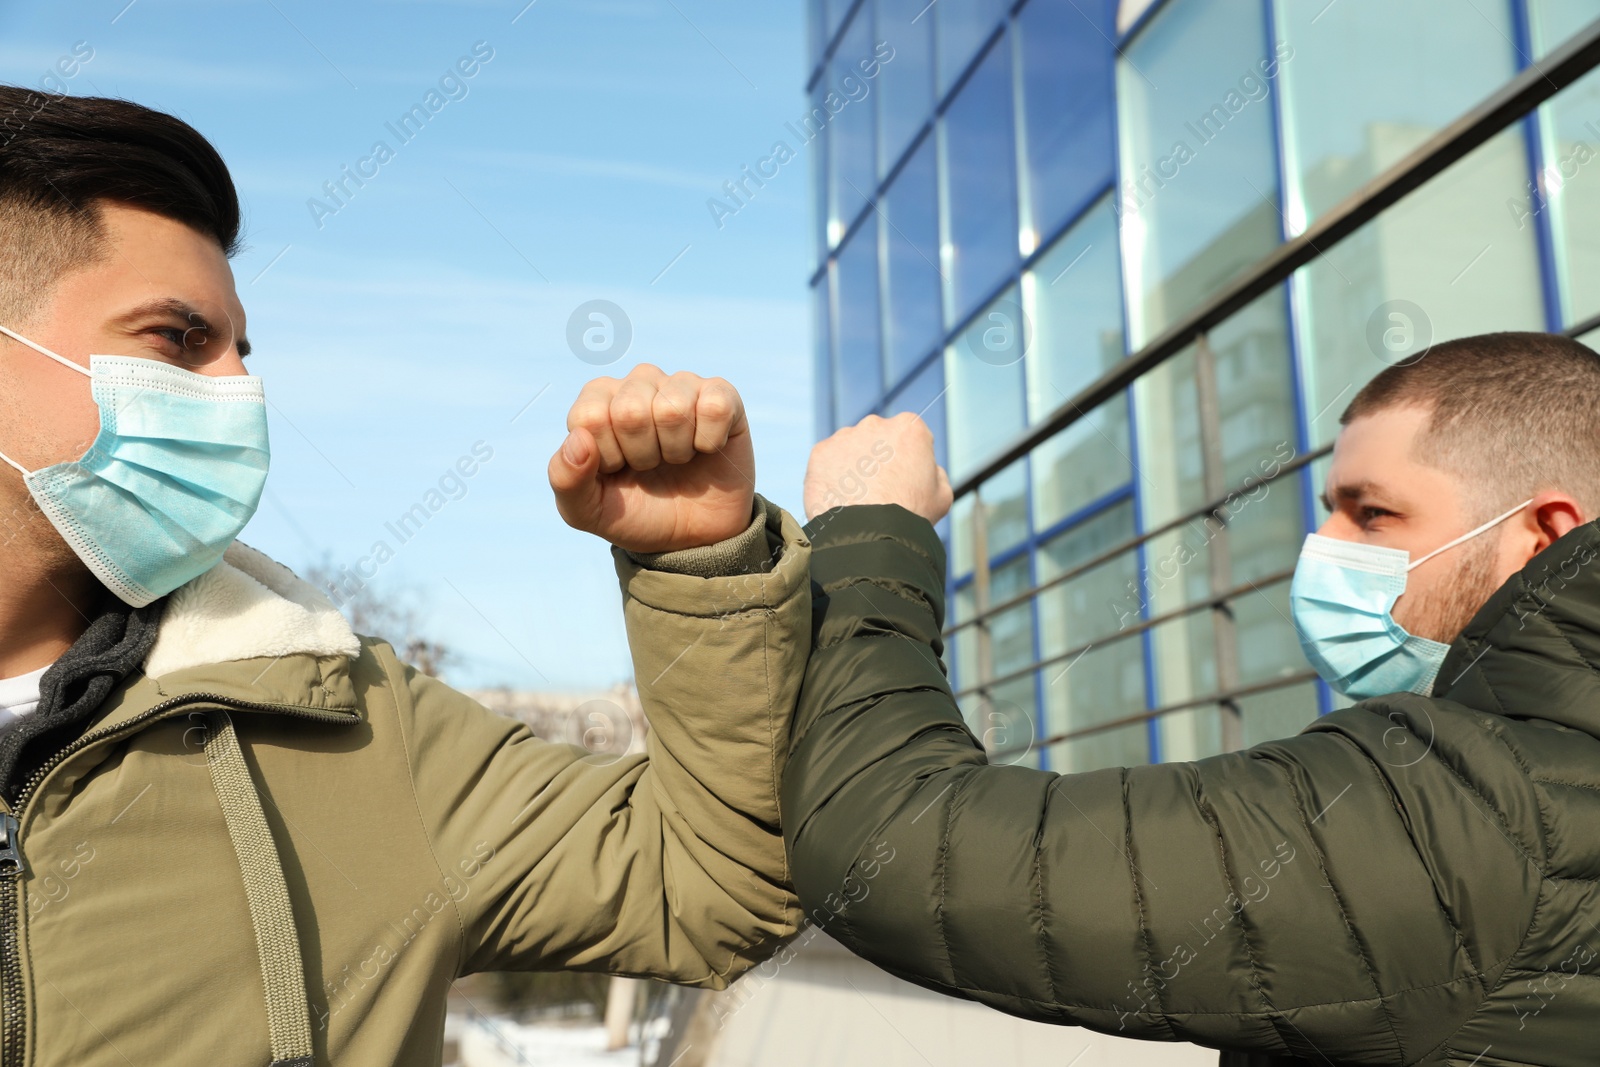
top-left (806, 0), bottom-right (1600, 770)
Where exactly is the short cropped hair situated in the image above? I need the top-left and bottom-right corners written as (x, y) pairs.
top-left (1341, 331), bottom-right (1600, 520)
top-left (0, 87), bottom-right (240, 325)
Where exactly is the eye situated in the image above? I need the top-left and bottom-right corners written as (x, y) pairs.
top-left (1360, 505), bottom-right (1395, 522)
top-left (149, 322), bottom-right (217, 364)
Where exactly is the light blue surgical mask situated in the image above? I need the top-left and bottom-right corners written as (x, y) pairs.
top-left (1289, 498), bottom-right (1533, 701)
top-left (0, 324), bottom-right (270, 607)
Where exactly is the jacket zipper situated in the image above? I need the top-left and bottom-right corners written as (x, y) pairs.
top-left (0, 814), bottom-right (20, 1065)
top-left (0, 692), bottom-right (354, 1067)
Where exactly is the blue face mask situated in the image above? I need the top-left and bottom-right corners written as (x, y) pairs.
top-left (1289, 498), bottom-right (1533, 701)
top-left (0, 325), bottom-right (270, 607)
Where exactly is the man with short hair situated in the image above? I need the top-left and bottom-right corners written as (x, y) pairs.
top-left (785, 333), bottom-right (1600, 1064)
top-left (0, 88), bottom-right (823, 1066)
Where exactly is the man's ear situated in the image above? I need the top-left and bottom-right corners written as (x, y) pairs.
top-left (1487, 493), bottom-right (1585, 591)
top-left (1526, 491), bottom-right (1586, 559)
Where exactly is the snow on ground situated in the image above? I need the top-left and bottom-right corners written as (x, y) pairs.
top-left (458, 1018), bottom-right (637, 1067)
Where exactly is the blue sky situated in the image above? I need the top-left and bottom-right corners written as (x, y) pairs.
top-left (0, 0), bottom-right (814, 690)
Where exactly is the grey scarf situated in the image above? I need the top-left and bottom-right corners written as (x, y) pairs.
top-left (0, 596), bottom-right (164, 803)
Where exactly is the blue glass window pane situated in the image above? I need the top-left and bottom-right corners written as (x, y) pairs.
top-left (1239, 682), bottom-right (1320, 749)
top-left (1274, 0), bottom-right (1518, 229)
top-left (831, 226), bottom-right (884, 425)
top-left (946, 286), bottom-right (1031, 579)
top-left (1531, 0), bottom-right (1600, 56)
top-left (941, 35), bottom-right (1020, 326)
top-left (1117, 0), bottom-right (1161, 34)
top-left (1024, 198), bottom-right (1132, 532)
top-left (1532, 0), bottom-right (1600, 323)
top-left (1016, 0), bottom-right (1116, 251)
top-left (1225, 488), bottom-right (1307, 682)
top-left (952, 583), bottom-right (976, 683)
top-left (952, 562), bottom-right (1042, 769)
top-left (951, 458), bottom-right (1028, 576)
top-left (1046, 722), bottom-right (1150, 772)
top-left (824, 0), bottom-right (853, 47)
top-left (1275, 0), bottom-right (1542, 437)
top-left (809, 0), bottom-right (826, 71)
top-left (881, 135), bottom-right (943, 386)
top-left (1037, 499), bottom-right (1148, 771)
top-left (875, 0), bottom-right (935, 178)
top-left (812, 280), bottom-right (835, 440)
top-left (884, 355), bottom-right (948, 469)
top-left (1133, 286), bottom-right (1297, 530)
top-left (1116, 0), bottom-right (1281, 347)
top-left (883, 356), bottom-right (954, 556)
top-left (1030, 400), bottom-right (1131, 534)
top-left (1038, 499), bottom-right (1138, 651)
top-left (988, 556), bottom-right (1041, 767)
top-left (935, 0), bottom-right (1009, 96)
top-left (810, 83), bottom-right (831, 264)
top-left (828, 11), bottom-right (880, 246)
top-left (973, 678), bottom-right (1043, 769)
top-left (988, 556), bottom-right (1036, 676)
top-left (1024, 196), bottom-right (1125, 414)
top-left (1296, 134), bottom-right (1544, 445)
top-left (945, 284), bottom-right (1027, 481)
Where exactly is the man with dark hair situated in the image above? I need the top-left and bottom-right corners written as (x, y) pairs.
top-left (784, 334), bottom-right (1600, 1064)
top-left (0, 87), bottom-right (825, 1065)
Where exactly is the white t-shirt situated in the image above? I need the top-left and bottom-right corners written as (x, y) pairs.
top-left (0, 665), bottom-right (49, 728)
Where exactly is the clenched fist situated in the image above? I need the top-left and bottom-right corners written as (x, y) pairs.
top-left (804, 412), bottom-right (952, 524)
top-left (549, 364), bottom-right (755, 553)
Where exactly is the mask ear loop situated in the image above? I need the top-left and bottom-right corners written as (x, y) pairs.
top-left (1407, 498), bottom-right (1536, 571)
top-left (0, 324), bottom-right (93, 378)
top-left (0, 324), bottom-right (94, 477)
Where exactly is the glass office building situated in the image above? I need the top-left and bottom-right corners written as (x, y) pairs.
top-left (806, 0), bottom-right (1600, 771)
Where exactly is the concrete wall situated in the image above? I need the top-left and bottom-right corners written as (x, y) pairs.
top-left (695, 935), bottom-right (1218, 1067)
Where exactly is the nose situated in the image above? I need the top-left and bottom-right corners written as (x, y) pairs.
top-left (1313, 513), bottom-right (1360, 541)
top-left (194, 348), bottom-right (249, 377)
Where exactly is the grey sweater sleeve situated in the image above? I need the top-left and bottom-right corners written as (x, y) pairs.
top-left (624, 494), bottom-right (776, 578)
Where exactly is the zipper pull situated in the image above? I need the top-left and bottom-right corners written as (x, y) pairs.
top-left (0, 814), bottom-right (23, 876)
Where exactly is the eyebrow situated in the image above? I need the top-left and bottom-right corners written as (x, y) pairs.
top-left (1318, 479), bottom-right (1387, 513)
top-left (116, 297), bottom-right (251, 358)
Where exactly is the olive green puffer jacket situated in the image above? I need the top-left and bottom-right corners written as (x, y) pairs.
top-left (783, 505), bottom-right (1600, 1067)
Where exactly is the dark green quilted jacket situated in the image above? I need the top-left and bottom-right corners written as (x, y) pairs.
top-left (783, 505), bottom-right (1600, 1067)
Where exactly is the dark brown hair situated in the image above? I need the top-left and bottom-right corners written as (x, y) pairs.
top-left (1342, 331), bottom-right (1600, 519)
top-left (0, 87), bottom-right (240, 323)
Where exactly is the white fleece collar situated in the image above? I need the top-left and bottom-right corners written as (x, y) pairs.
top-left (143, 542), bottom-right (361, 679)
